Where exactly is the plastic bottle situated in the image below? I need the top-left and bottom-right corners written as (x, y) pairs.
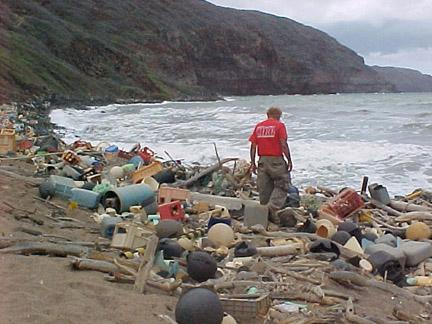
top-left (406, 276), bottom-right (432, 286)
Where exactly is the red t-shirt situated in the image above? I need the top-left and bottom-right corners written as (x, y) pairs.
top-left (249, 118), bottom-right (287, 156)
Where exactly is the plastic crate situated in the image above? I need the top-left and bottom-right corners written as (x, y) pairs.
top-left (132, 161), bottom-right (163, 184)
top-left (220, 294), bottom-right (271, 323)
top-left (158, 186), bottom-right (191, 204)
top-left (111, 222), bottom-right (153, 250)
top-left (158, 200), bottom-right (185, 221)
top-left (0, 128), bottom-right (16, 154)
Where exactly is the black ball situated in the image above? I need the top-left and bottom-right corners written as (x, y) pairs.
top-left (158, 238), bottom-right (184, 259)
top-left (187, 251), bottom-right (217, 282)
top-left (175, 288), bottom-right (223, 324)
top-left (338, 221), bottom-right (362, 241)
top-left (39, 181), bottom-right (55, 199)
top-left (331, 231), bottom-right (352, 245)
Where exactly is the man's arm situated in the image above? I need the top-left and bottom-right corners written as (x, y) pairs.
top-left (281, 140), bottom-right (293, 171)
top-left (250, 142), bottom-right (257, 174)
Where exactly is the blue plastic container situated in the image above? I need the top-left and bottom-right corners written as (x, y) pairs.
top-left (128, 156), bottom-right (144, 169)
top-left (103, 184), bottom-right (156, 213)
top-left (71, 188), bottom-right (101, 209)
top-left (100, 217), bottom-right (122, 238)
top-left (48, 175), bottom-right (76, 199)
top-left (105, 145), bottom-right (119, 153)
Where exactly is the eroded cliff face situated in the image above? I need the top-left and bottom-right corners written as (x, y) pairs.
top-left (373, 66), bottom-right (432, 92)
top-left (0, 0), bottom-right (394, 104)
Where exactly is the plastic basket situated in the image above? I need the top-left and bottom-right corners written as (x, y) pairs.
top-left (220, 294), bottom-right (271, 323)
top-left (0, 128), bottom-right (16, 154)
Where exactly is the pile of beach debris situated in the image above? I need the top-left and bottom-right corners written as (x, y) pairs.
top-left (2, 104), bottom-right (432, 324)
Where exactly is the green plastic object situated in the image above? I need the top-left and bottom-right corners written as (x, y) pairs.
top-left (92, 183), bottom-right (112, 195)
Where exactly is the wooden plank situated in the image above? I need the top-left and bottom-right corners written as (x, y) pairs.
top-left (134, 235), bottom-right (159, 293)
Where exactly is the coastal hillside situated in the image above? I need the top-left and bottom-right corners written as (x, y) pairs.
top-left (372, 66), bottom-right (432, 92)
top-left (1, 0), bottom-right (395, 104)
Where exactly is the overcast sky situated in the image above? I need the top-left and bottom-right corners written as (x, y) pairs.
top-left (208, 0), bottom-right (432, 75)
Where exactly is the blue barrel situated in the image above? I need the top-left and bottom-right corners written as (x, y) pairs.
top-left (48, 175), bottom-right (76, 199)
top-left (103, 184), bottom-right (156, 213)
top-left (71, 188), bottom-right (101, 209)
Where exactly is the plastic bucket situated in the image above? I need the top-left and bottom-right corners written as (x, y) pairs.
top-left (142, 176), bottom-right (159, 191)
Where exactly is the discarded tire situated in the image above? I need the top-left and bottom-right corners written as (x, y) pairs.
top-left (175, 288), bottom-right (223, 324)
top-left (187, 251), bottom-right (217, 282)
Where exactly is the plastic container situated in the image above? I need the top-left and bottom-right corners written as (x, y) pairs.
top-left (70, 188), bottom-right (101, 209)
top-left (132, 161), bottom-right (163, 184)
top-left (315, 219), bottom-right (336, 238)
top-left (100, 217), bottom-right (122, 238)
top-left (220, 294), bottom-right (271, 324)
top-left (243, 203), bottom-right (268, 228)
top-left (407, 276), bottom-right (432, 286)
top-left (142, 176), bottom-right (159, 191)
top-left (104, 145), bottom-right (119, 161)
top-left (284, 185), bottom-right (300, 208)
top-left (368, 183), bottom-right (391, 205)
top-left (0, 128), bottom-right (16, 154)
top-left (365, 243), bottom-right (406, 268)
top-left (318, 188), bottom-right (364, 224)
top-left (158, 200), bottom-right (185, 221)
top-left (138, 147), bottom-right (155, 164)
top-left (128, 155), bottom-right (144, 169)
top-left (153, 169), bottom-right (176, 184)
top-left (48, 175), bottom-right (76, 199)
top-left (400, 240), bottom-right (432, 267)
top-left (102, 184), bottom-right (156, 213)
top-left (158, 186), bottom-right (191, 204)
top-left (62, 165), bottom-right (82, 180)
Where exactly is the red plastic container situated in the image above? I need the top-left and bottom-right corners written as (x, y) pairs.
top-left (318, 188), bottom-right (364, 224)
top-left (138, 147), bottom-right (155, 164)
top-left (158, 200), bottom-right (185, 221)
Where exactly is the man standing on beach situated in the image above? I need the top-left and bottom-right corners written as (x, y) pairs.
top-left (249, 107), bottom-right (293, 224)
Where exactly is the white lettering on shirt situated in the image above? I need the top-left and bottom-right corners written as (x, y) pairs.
top-left (256, 126), bottom-right (276, 138)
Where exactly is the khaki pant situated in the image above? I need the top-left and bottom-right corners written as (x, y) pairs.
top-left (257, 156), bottom-right (291, 223)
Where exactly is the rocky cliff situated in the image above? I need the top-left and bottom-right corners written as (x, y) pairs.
top-left (372, 66), bottom-right (432, 92)
top-left (0, 0), bottom-right (395, 104)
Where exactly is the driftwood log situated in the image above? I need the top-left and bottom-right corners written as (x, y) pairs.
top-left (256, 243), bottom-right (304, 257)
top-left (175, 158), bottom-right (238, 188)
top-left (390, 200), bottom-right (432, 213)
top-left (0, 241), bottom-right (88, 257)
top-left (329, 271), bottom-right (432, 304)
top-left (71, 258), bottom-right (131, 274)
top-left (0, 168), bottom-right (43, 186)
top-left (395, 211), bottom-right (432, 222)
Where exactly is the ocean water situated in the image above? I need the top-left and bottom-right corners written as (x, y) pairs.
top-left (50, 93), bottom-right (432, 195)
